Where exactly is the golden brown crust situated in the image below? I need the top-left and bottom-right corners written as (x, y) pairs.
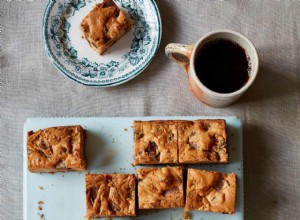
top-left (134, 121), bottom-right (178, 165)
top-left (80, 0), bottom-right (132, 55)
top-left (178, 119), bottom-right (228, 164)
top-left (134, 119), bottom-right (228, 165)
top-left (137, 167), bottom-right (184, 209)
top-left (185, 169), bottom-right (237, 214)
top-left (27, 126), bottom-right (86, 172)
top-left (85, 173), bottom-right (136, 218)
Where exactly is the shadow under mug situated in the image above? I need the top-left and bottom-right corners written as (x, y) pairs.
top-left (165, 29), bottom-right (259, 108)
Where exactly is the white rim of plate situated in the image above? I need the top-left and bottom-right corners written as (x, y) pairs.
top-left (42, 0), bottom-right (162, 87)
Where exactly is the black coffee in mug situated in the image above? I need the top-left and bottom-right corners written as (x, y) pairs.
top-left (195, 39), bottom-right (251, 93)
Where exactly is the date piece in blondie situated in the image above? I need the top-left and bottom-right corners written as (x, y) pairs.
top-left (134, 121), bottom-right (178, 165)
top-left (137, 167), bottom-right (184, 209)
top-left (27, 126), bottom-right (86, 172)
top-left (185, 169), bottom-right (237, 214)
top-left (85, 173), bottom-right (136, 218)
top-left (80, 0), bottom-right (132, 55)
top-left (178, 119), bottom-right (228, 164)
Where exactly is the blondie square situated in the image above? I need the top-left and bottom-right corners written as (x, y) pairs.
top-left (134, 121), bottom-right (178, 165)
top-left (85, 173), bottom-right (136, 218)
top-left (27, 126), bottom-right (86, 172)
top-left (178, 119), bottom-right (228, 164)
top-left (80, 0), bottom-right (132, 55)
top-left (137, 167), bottom-right (184, 209)
top-left (185, 169), bottom-right (237, 214)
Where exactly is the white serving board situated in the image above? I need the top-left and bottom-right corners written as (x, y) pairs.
top-left (23, 117), bottom-right (243, 220)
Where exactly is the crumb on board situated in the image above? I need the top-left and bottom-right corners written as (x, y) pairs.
top-left (124, 128), bottom-right (128, 131)
top-left (183, 211), bottom-right (191, 219)
top-left (38, 201), bottom-right (44, 205)
top-left (39, 186), bottom-right (44, 190)
top-left (37, 213), bottom-right (44, 219)
top-left (38, 205), bottom-right (43, 210)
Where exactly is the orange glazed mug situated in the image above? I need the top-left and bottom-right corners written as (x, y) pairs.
top-left (165, 30), bottom-right (259, 108)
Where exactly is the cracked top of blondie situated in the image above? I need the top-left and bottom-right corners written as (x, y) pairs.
top-left (186, 169), bottom-right (237, 214)
top-left (27, 126), bottom-right (86, 172)
top-left (85, 173), bottom-right (136, 218)
top-left (137, 167), bottom-right (184, 209)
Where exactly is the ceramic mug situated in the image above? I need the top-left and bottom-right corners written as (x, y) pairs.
top-left (165, 29), bottom-right (259, 107)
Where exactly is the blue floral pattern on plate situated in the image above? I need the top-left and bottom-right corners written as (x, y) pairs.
top-left (43, 0), bottom-right (161, 86)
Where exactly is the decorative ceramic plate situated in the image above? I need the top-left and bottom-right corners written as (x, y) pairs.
top-left (43, 0), bottom-right (161, 87)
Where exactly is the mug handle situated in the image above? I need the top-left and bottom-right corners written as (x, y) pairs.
top-left (165, 43), bottom-right (195, 73)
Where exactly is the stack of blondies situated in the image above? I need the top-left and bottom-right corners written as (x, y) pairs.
top-left (27, 119), bottom-right (237, 219)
